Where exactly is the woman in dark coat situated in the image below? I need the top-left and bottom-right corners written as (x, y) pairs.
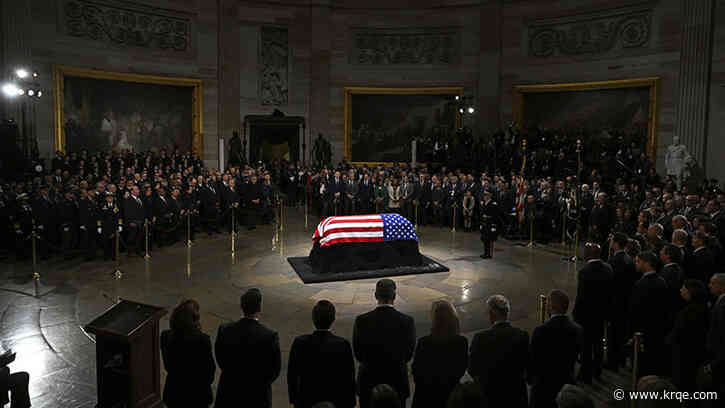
top-left (666, 279), bottom-right (710, 393)
top-left (161, 299), bottom-right (216, 408)
top-left (411, 300), bottom-right (468, 408)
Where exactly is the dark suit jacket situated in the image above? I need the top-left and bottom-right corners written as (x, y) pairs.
top-left (708, 296), bottom-right (725, 385)
top-left (609, 251), bottom-right (640, 317)
top-left (529, 315), bottom-right (582, 386)
top-left (666, 302), bottom-right (709, 391)
top-left (660, 263), bottom-right (685, 312)
top-left (353, 306), bottom-right (416, 401)
top-left (123, 196), bottom-right (146, 224)
top-left (287, 331), bottom-right (356, 408)
top-left (411, 334), bottom-right (468, 408)
top-left (469, 322), bottom-right (529, 408)
top-left (689, 247), bottom-right (716, 283)
top-left (572, 260), bottom-right (614, 326)
top-left (628, 272), bottom-right (670, 344)
top-left (214, 318), bottom-right (281, 408)
top-left (161, 328), bottom-right (216, 408)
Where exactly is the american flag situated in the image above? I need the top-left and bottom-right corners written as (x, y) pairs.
top-left (313, 213), bottom-right (418, 248)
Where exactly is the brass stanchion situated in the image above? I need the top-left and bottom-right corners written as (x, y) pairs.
top-left (186, 212), bottom-right (192, 248)
top-left (144, 219), bottom-right (151, 260)
top-left (631, 332), bottom-right (644, 408)
top-left (538, 294), bottom-right (548, 323)
top-left (304, 192), bottom-right (309, 230)
top-left (113, 219), bottom-right (122, 279)
top-left (31, 220), bottom-right (40, 297)
top-left (186, 246), bottom-right (192, 279)
top-left (561, 212), bottom-right (567, 246)
top-left (272, 198), bottom-right (279, 251)
top-left (231, 210), bottom-right (236, 257)
top-left (413, 201), bottom-right (418, 229)
top-left (280, 197), bottom-right (284, 233)
top-left (451, 204), bottom-right (457, 232)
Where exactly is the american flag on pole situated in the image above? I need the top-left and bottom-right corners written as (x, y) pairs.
top-left (313, 213), bottom-right (418, 248)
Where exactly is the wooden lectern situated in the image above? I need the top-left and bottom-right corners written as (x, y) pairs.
top-left (85, 299), bottom-right (167, 408)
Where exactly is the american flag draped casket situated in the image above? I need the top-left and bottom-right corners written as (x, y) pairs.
top-left (310, 213), bottom-right (422, 273)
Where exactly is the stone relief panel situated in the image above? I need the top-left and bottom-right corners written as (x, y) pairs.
top-left (259, 26), bottom-right (289, 106)
top-left (60, 0), bottom-right (193, 52)
top-left (527, 5), bottom-right (653, 57)
top-left (350, 27), bottom-right (460, 65)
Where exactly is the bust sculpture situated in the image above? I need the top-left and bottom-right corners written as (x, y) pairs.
top-left (665, 136), bottom-right (691, 187)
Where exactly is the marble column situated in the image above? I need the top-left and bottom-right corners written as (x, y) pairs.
top-left (676, 0), bottom-right (715, 166)
top-left (217, 0), bottom-right (241, 167)
top-left (1, 0), bottom-right (32, 121)
top-left (478, 0), bottom-right (503, 132)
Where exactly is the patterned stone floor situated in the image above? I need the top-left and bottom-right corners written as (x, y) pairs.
top-left (0, 207), bottom-right (621, 408)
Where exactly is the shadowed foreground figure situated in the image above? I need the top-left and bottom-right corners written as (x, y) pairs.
top-left (214, 288), bottom-right (281, 408)
top-left (468, 294), bottom-right (529, 408)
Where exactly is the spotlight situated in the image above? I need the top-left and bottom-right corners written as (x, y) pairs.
top-left (27, 89), bottom-right (34, 96)
top-left (17, 88), bottom-right (25, 95)
top-left (455, 95), bottom-right (460, 100)
top-left (37, 91), bottom-right (42, 97)
top-left (15, 69), bottom-right (28, 79)
top-left (467, 107), bottom-right (475, 114)
top-left (32, 72), bottom-right (38, 78)
top-left (459, 108), bottom-right (464, 114)
top-left (2, 83), bottom-right (19, 97)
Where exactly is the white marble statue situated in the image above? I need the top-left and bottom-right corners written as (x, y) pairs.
top-left (665, 136), bottom-right (691, 187)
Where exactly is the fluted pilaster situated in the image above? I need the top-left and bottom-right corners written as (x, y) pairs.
top-left (676, 0), bottom-right (715, 165)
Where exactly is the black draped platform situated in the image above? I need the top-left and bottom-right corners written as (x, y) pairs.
top-left (287, 241), bottom-right (448, 283)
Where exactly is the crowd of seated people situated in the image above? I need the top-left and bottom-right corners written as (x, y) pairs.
top-left (0, 149), bottom-right (279, 261)
top-left (161, 276), bottom-right (724, 408)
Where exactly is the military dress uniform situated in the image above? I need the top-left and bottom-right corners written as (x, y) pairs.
top-left (480, 193), bottom-right (501, 259)
top-left (100, 198), bottom-right (121, 260)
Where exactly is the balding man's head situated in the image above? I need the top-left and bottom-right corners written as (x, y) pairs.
top-left (486, 295), bottom-right (510, 323)
top-left (584, 243), bottom-right (601, 261)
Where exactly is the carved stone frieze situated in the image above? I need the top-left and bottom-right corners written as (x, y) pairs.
top-left (61, 0), bottom-right (192, 52)
top-left (351, 28), bottom-right (460, 65)
top-left (259, 26), bottom-right (288, 106)
top-left (528, 5), bottom-right (653, 57)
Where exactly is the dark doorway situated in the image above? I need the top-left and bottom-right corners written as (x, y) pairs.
top-left (244, 115), bottom-right (305, 164)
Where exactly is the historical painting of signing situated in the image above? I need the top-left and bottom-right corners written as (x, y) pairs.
top-left (53, 66), bottom-right (203, 155)
top-left (344, 88), bottom-right (462, 164)
top-left (513, 78), bottom-right (659, 161)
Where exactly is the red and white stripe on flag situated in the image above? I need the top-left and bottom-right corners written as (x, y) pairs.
top-left (313, 214), bottom-right (384, 247)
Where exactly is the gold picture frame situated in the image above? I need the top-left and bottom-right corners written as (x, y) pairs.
top-left (53, 65), bottom-right (203, 155)
top-left (344, 87), bottom-right (463, 167)
top-left (513, 77), bottom-right (660, 162)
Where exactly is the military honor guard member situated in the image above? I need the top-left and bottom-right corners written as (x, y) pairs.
top-left (480, 190), bottom-right (501, 259)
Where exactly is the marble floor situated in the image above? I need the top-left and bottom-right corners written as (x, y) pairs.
top-left (0, 207), bottom-right (615, 408)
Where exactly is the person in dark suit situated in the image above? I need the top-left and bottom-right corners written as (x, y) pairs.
top-left (665, 279), bottom-right (710, 393)
top-left (572, 243), bottom-right (614, 383)
top-left (123, 185), bottom-right (146, 256)
top-left (629, 251), bottom-right (671, 377)
top-left (469, 294), bottom-right (529, 408)
top-left (288, 300), bottom-right (356, 408)
top-left (607, 233), bottom-right (640, 370)
top-left (529, 289), bottom-right (583, 408)
top-left (161, 299), bottom-right (215, 408)
top-left (353, 279), bottom-right (416, 408)
top-left (215, 288), bottom-right (281, 408)
top-left (411, 300), bottom-right (468, 408)
top-left (659, 244), bottom-right (686, 311)
top-left (690, 231), bottom-right (716, 284)
top-left (705, 273), bottom-right (725, 394)
top-left (244, 175), bottom-right (264, 230)
top-left (329, 171), bottom-right (345, 216)
top-left (358, 173), bottom-right (374, 214)
top-left (370, 384), bottom-right (401, 408)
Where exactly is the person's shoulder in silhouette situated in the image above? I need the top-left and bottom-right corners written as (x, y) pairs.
top-left (288, 300), bottom-right (356, 408)
top-left (214, 289), bottom-right (281, 408)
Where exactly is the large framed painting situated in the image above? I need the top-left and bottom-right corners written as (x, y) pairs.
top-left (344, 87), bottom-right (463, 165)
top-left (513, 77), bottom-right (659, 162)
top-left (53, 66), bottom-right (203, 155)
